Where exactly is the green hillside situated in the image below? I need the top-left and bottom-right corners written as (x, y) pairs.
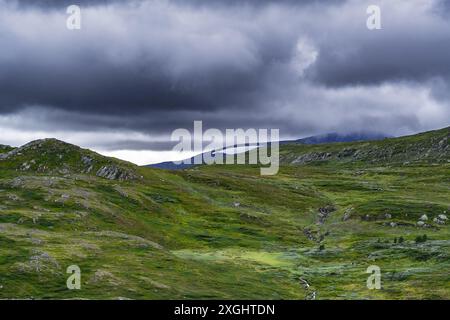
top-left (0, 144), bottom-right (14, 154)
top-left (0, 128), bottom-right (449, 299)
top-left (280, 126), bottom-right (449, 165)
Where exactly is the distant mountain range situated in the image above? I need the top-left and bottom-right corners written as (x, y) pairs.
top-left (148, 132), bottom-right (390, 170)
top-left (292, 132), bottom-right (390, 144)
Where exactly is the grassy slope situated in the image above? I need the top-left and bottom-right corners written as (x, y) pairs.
top-left (280, 126), bottom-right (449, 165)
top-left (0, 129), bottom-right (449, 299)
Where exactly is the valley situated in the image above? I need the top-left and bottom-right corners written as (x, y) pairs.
top-left (0, 127), bottom-right (448, 299)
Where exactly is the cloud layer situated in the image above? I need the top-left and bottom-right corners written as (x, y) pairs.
top-left (0, 0), bottom-right (449, 163)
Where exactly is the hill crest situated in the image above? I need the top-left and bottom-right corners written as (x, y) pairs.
top-left (0, 138), bottom-right (139, 180)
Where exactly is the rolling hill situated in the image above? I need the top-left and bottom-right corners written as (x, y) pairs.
top-left (0, 127), bottom-right (448, 299)
top-left (148, 131), bottom-right (391, 170)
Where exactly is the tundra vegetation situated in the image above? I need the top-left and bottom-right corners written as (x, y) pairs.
top-left (0, 127), bottom-right (448, 299)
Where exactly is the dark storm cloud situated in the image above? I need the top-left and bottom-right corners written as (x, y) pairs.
top-left (7, 0), bottom-right (130, 8)
top-left (0, 0), bottom-right (301, 116)
top-left (0, 54), bottom-right (266, 114)
top-left (310, 3), bottom-right (450, 86)
top-left (313, 42), bottom-right (450, 86)
top-left (0, 0), bottom-right (449, 153)
top-left (434, 0), bottom-right (450, 13)
top-left (96, 139), bottom-right (177, 151)
top-left (172, 0), bottom-right (347, 8)
top-left (9, 0), bottom-right (344, 8)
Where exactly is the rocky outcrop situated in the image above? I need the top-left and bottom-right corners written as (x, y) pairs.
top-left (0, 139), bottom-right (51, 160)
top-left (317, 206), bottom-right (336, 224)
top-left (433, 214), bottom-right (448, 225)
top-left (96, 165), bottom-right (137, 181)
top-left (0, 138), bottom-right (139, 181)
top-left (0, 144), bottom-right (14, 155)
top-left (292, 152), bottom-right (333, 164)
top-left (284, 127), bottom-right (449, 165)
top-left (342, 207), bottom-right (354, 221)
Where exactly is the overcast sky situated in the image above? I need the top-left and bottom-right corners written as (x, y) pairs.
top-left (1, 0), bottom-right (449, 164)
